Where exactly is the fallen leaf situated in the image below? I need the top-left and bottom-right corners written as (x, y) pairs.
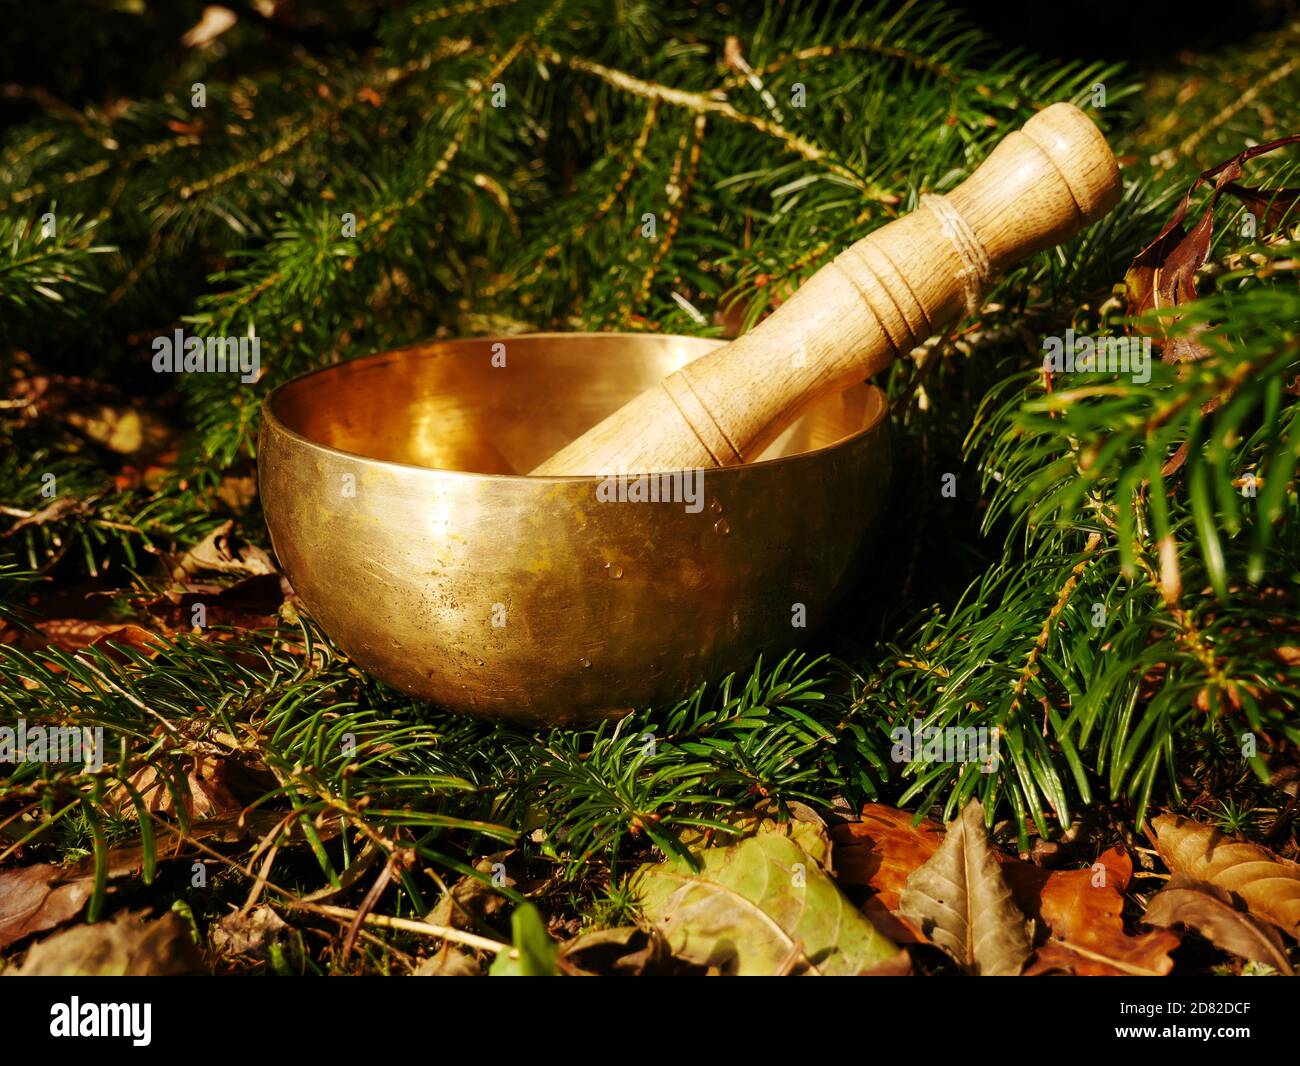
top-left (1222, 181), bottom-right (1300, 234)
top-left (0, 842), bottom-right (176, 950)
top-left (211, 905), bottom-right (288, 959)
top-left (0, 865), bottom-right (95, 949)
top-left (834, 808), bottom-right (1177, 975)
top-left (632, 830), bottom-right (900, 976)
top-left (678, 799), bottom-right (833, 870)
top-left (559, 925), bottom-right (682, 976)
top-left (426, 854), bottom-right (516, 932)
top-left (1012, 848), bottom-right (1178, 976)
top-left (113, 753), bottom-right (243, 821)
top-left (172, 521), bottom-right (275, 581)
top-left (1125, 133), bottom-right (1300, 360)
top-left (1143, 874), bottom-right (1293, 974)
top-left (12, 909), bottom-right (204, 976)
top-left (414, 944), bottom-right (482, 976)
top-left (830, 803), bottom-right (943, 918)
top-left (0, 619), bottom-right (164, 658)
top-left (898, 799), bottom-right (1032, 975)
top-left (1154, 814), bottom-right (1300, 938)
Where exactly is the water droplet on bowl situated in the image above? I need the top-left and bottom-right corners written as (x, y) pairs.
top-left (579, 656), bottom-right (592, 668)
top-left (713, 517), bottom-right (730, 536)
top-left (606, 564), bottom-right (624, 579)
top-left (709, 498), bottom-right (723, 514)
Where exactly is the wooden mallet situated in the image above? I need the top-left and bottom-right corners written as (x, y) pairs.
top-left (532, 102), bottom-right (1121, 476)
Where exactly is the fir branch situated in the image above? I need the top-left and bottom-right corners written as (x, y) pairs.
top-left (0, 212), bottom-right (112, 324)
top-left (535, 46), bottom-right (887, 195)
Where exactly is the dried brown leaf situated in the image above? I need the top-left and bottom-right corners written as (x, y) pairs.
top-left (830, 803), bottom-right (943, 915)
top-left (414, 944), bottom-right (482, 976)
top-left (211, 905), bottom-right (288, 959)
top-left (834, 808), bottom-right (1177, 975)
top-left (0, 865), bottom-right (95, 949)
top-left (1143, 874), bottom-right (1293, 973)
top-left (1126, 134), bottom-right (1300, 320)
top-left (1125, 133), bottom-right (1300, 360)
top-left (1154, 814), bottom-right (1300, 937)
top-left (171, 520), bottom-right (275, 580)
top-left (897, 799), bottom-right (1033, 976)
top-left (1012, 848), bottom-right (1178, 976)
top-left (12, 908), bottom-right (203, 976)
top-left (0, 619), bottom-right (164, 659)
top-left (0, 837), bottom-right (222, 950)
top-left (112, 753), bottom-right (243, 821)
top-left (560, 925), bottom-right (681, 976)
top-left (426, 854), bottom-right (516, 933)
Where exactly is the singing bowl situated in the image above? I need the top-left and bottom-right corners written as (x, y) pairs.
top-left (259, 334), bottom-right (890, 725)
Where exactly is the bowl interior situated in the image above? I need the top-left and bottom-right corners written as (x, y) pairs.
top-left (269, 333), bottom-right (886, 474)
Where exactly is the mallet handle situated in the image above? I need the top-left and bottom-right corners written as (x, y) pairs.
top-left (531, 102), bottom-right (1120, 476)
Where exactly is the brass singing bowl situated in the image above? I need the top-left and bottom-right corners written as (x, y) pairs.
top-left (259, 334), bottom-right (890, 725)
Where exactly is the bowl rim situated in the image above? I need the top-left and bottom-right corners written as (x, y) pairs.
top-left (260, 332), bottom-right (889, 484)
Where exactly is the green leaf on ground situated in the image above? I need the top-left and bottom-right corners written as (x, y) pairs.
top-left (632, 830), bottom-right (900, 975)
top-left (677, 800), bottom-right (834, 870)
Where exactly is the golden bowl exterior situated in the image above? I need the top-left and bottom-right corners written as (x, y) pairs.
top-left (258, 333), bottom-right (890, 725)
